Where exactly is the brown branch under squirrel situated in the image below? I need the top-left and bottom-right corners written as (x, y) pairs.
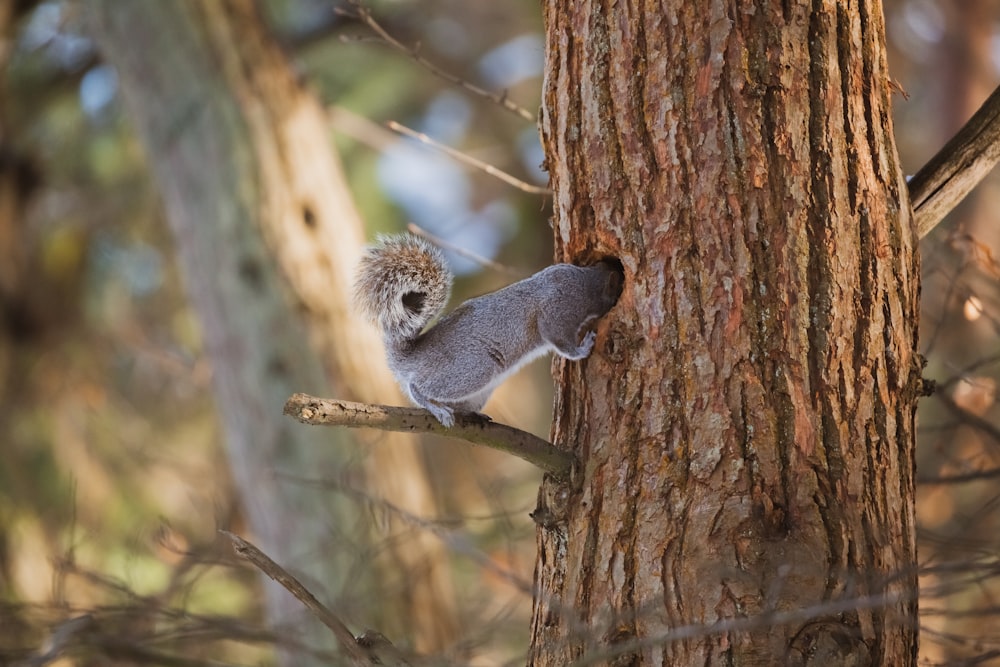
top-left (283, 393), bottom-right (575, 479)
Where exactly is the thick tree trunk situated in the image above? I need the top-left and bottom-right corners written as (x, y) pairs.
top-left (530, 1), bottom-right (919, 665)
top-left (91, 0), bottom-right (457, 659)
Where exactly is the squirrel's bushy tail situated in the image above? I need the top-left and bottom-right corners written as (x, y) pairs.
top-left (353, 234), bottom-right (453, 340)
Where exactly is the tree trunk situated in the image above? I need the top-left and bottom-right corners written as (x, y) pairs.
top-left (530, 1), bottom-right (920, 665)
top-left (90, 0), bottom-right (457, 659)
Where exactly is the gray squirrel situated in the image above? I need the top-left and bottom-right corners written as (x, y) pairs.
top-left (354, 233), bottom-right (622, 427)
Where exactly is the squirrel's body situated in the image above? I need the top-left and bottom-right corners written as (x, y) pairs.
top-left (355, 234), bottom-right (621, 426)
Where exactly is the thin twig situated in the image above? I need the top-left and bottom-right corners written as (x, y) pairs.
top-left (406, 223), bottom-right (523, 276)
top-left (934, 352), bottom-right (1000, 392)
top-left (341, 0), bottom-right (536, 122)
top-left (280, 472), bottom-right (536, 595)
top-left (283, 393), bottom-right (575, 480)
top-left (24, 615), bottom-right (94, 667)
top-left (388, 120), bottom-right (551, 195)
top-left (934, 391), bottom-right (1000, 449)
top-left (327, 105), bottom-right (397, 151)
top-left (910, 84), bottom-right (1000, 239)
top-left (569, 590), bottom-right (907, 667)
top-left (917, 466), bottom-right (1000, 486)
top-left (220, 531), bottom-right (380, 666)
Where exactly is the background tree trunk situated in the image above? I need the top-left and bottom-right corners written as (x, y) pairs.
top-left (530, 1), bottom-right (920, 664)
top-left (91, 0), bottom-right (458, 659)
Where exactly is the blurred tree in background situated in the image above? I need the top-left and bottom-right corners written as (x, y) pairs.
top-left (1, 0), bottom-right (999, 665)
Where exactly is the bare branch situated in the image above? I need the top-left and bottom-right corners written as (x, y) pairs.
top-left (221, 531), bottom-right (388, 666)
top-left (910, 84), bottom-right (1000, 239)
top-left (284, 474), bottom-right (537, 595)
top-left (342, 0), bottom-right (536, 122)
top-left (327, 105), bottom-right (397, 152)
top-left (406, 223), bottom-right (524, 276)
top-left (569, 590), bottom-right (907, 667)
top-left (327, 109), bottom-right (550, 196)
top-left (283, 393), bottom-right (575, 479)
top-left (387, 120), bottom-right (551, 195)
top-left (934, 390), bottom-right (1000, 448)
top-left (917, 466), bottom-right (1000, 486)
top-left (24, 615), bottom-right (94, 667)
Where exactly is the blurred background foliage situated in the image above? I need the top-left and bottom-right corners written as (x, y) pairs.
top-left (1, 0), bottom-right (1000, 664)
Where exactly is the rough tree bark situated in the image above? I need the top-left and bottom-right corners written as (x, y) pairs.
top-left (90, 1), bottom-right (458, 659)
top-left (530, 1), bottom-right (919, 665)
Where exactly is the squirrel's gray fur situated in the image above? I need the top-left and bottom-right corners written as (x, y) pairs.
top-left (354, 233), bottom-right (622, 427)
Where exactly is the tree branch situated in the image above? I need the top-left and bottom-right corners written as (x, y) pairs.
top-left (568, 590), bottom-right (906, 667)
top-left (25, 614), bottom-right (95, 667)
top-left (910, 84), bottom-right (1000, 239)
top-left (387, 120), bottom-right (551, 195)
top-left (221, 531), bottom-right (398, 666)
top-left (283, 393), bottom-right (575, 479)
top-left (917, 466), bottom-right (1000, 486)
top-left (407, 222), bottom-right (524, 276)
top-left (340, 0), bottom-right (535, 122)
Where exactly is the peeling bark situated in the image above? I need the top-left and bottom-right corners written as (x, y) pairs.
top-left (530, 1), bottom-right (919, 665)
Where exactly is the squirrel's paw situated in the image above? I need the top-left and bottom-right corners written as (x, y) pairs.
top-left (555, 330), bottom-right (598, 360)
top-left (577, 330), bottom-right (597, 358)
top-left (427, 404), bottom-right (456, 428)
